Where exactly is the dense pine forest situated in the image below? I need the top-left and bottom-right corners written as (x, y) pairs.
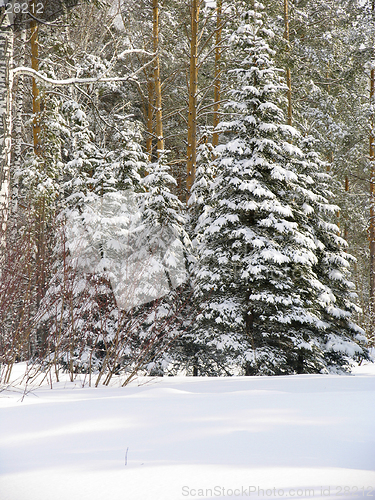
top-left (0, 0), bottom-right (374, 385)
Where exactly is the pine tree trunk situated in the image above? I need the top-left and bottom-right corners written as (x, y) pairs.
top-left (146, 76), bottom-right (154, 161)
top-left (153, 0), bottom-right (163, 156)
top-left (284, 0), bottom-right (292, 126)
top-left (212, 0), bottom-right (222, 148)
top-left (186, 0), bottom-right (199, 197)
top-left (29, 8), bottom-right (45, 305)
top-left (0, 13), bottom-right (14, 244)
top-left (344, 175), bottom-right (349, 242)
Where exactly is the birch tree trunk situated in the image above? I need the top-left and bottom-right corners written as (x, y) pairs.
top-left (186, 0), bottom-right (199, 197)
top-left (12, 28), bottom-right (27, 214)
top-left (0, 11), bottom-right (14, 245)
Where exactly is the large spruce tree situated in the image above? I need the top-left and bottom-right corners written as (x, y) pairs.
top-left (192, 2), bottom-right (368, 376)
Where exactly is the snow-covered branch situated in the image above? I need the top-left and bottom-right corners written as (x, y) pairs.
top-left (11, 50), bottom-right (156, 86)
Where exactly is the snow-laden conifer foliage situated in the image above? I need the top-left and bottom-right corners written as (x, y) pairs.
top-left (133, 156), bottom-right (194, 373)
top-left (30, 100), bottom-right (140, 375)
top-left (192, 3), bottom-right (367, 375)
top-left (188, 136), bottom-right (216, 248)
top-left (297, 137), bottom-right (368, 369)
top-left (131, 156), bottom-right (191, 307)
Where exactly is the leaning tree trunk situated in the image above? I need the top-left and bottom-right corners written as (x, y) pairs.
top-left (0, 11), bottom-right (14, 248)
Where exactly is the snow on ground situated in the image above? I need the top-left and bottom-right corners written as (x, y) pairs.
top-left (0, 363), bottom-right (374, 500)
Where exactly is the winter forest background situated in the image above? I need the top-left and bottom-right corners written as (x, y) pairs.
top-left (0, 0), bottom-right (375, 385)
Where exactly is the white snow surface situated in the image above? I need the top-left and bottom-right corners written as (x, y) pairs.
top-left (0, 363), bottom-right (374, 500)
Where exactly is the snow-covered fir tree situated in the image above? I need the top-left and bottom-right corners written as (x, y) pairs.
top-left (297, 136), bottom-right (368, 370)
top-left (180, 135), bottom-right (223, 375)
top-left (131, 155), bottom-right (194, 375)
top-left (192, 3), bottom-right (368, 376)
top-left (34, 96), bottom-right (149, 375)
top-left (188, 133), bottom-right (216, 248)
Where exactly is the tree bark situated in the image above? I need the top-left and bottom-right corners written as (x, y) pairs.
top-left (344, 175), bottom-right (349, 242)
top-left (12, 28), bottom-right (27, 214)
top-left (153, 0), bottom-right (164, 156)
top-left (0, 12), bottom-right (14, 244)
top-left (30, 3), bottom-right (41, 155)
top-left (29, 1), bottom-right (45, 305)
top-left (212, 0), bottom-right (222, 148)
top-left (284, 0), bottom-right (292, 126)
top-left (186, 0), bottom-right (199, 198)
top-left (146, 76), bottom-right (154, 161)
